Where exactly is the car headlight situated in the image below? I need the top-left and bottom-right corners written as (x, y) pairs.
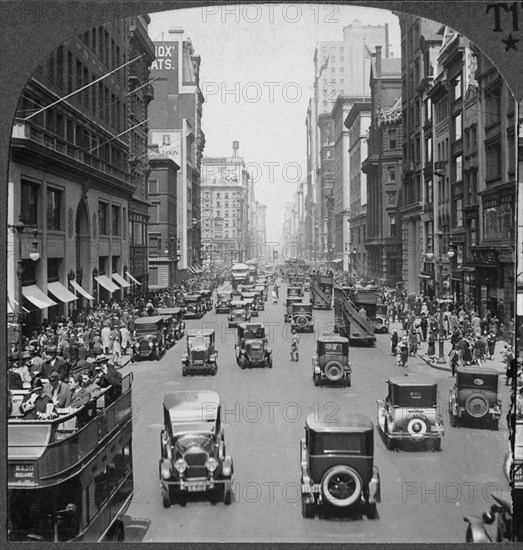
top-left (175, 459), bottom-right (187, 473)
top-left (149, 341), bottom-right (154, 348)
top-left (206, 457), bottom-right (218, 472)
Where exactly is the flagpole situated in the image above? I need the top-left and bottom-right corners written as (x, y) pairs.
top-left (363, 41), bottom-right (366, 102)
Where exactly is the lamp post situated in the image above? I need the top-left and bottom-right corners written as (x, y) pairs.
top-left (8, 217), bottom-right (40, 368)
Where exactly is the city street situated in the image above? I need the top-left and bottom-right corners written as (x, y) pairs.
top-left (123, 284), bottom-right (511, 543)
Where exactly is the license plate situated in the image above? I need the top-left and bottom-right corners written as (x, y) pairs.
top-left (187, 483), bottom-right (207, 492)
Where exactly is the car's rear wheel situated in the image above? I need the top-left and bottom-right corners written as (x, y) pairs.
top-left (313, 373), bottom-right (321, 387)
top-left (301, 494), bottom-right (315, 518)
top-left (345, 374), bottom-right (351, 388)
top-left (182, 366), bottom-right (187, 377)
top-left (267, 355), bottom-right (273, 368)
top-left (432, 438), bottom-right (442, 451)
top-left (406, 416), bottom-right (429, 439)
top-left (464, 393), bottom-right (489, 418)
top-left (449, 406), bottom-right (458, 427)
top-left (366, 501), bottom-right (377, 519)
top-left (324, 361), bottom-right (344, 382)
top-left (240, 357), bottom-right (246, 370)
top-left (384, 422), bottom-right (395, 450)
top-left (212, 364), bottom-right (218, 376)
top-left (491, 419), bottom-right (499, 431)
top-left (161, 487), bottom-right (171, 508)
top-left (321, 465), bottom-right (362, 508)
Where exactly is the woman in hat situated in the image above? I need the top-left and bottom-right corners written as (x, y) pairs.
top-left (390, 329), bottom-right (398, 356)
top-left (398, 336), bottom-right (409, 368)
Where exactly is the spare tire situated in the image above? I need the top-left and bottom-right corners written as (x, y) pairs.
top-left (296, 315), bottom-right (308, 328)
top-left (324, 361), bottom-right (344, 381)
top-left (321, 465), bottom-right (362, 508)
top-left (375, 317), bottom-right (384, 330)
top-left (406, 416), bottom-right (429, 438)
top-left (464, 393), bottom-right (489, 418)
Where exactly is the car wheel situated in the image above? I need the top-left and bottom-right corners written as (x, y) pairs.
top-left (313, 373), bottom-right (321, 387)
top-left (240, 357), bottom-right (246, 370)
top-left (346, 375), bottom-right (351, 388)
top-left (406, 416), bottom-right (429, 439)
top-left (384, 422), bottom-right (395, 451)
top-left (213, 364), bottom-right (218, 376)
top-left (182, 366), bottom-right (187, 377)
top-left (154, 347), bottom-right (160, 361)
top-left (464, 393), bottom-right (489, 419)
top-left (321, 465), bottom-right (362, 508)
top-left (449, 406), bottom-right (457, 427)
top-left (324, 361), bottom-right (344, 382)
top-left (366, 501), bottom-right (377, 519)
top-left (491, 419), bottom-right (499, 431)
top-left (161, 487), bottom-right (171, 508)
top-left (432, 438), bottom-right (442, 451)
top-left (301, 494), bottom-right (315, 518)
top-left (267, 356), bottom-right (273, 368)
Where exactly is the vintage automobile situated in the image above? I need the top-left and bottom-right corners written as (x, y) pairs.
top-left (183, 294), bottom-right (204, 319)
top-left (287, 285), bottom-right (303, 299)
top-left (254, 284), bottom-right (268, 302)
top-left (157, 307), bottom-right (186, 340)
top-left (240, 291), bottom-right (260, 317)
top-left (239, 284), bottom-right (255, 293)
top-left (284, 297), bottom-right (303, 323)
top-left (199, 289), bottom-right (214, 312)
top-left (235, 322), bottom-right (273, 369)
top-left (250, 287), bottom-right (265, 310)
top-left (133, 316), bottom-right (166, 360)
top-left (159, 390), bottom-right (234, 507)
top-left (300, 412), bottom-right (380, 519)
top-left (157, 313), bottom-right (176, 349)
top-left (290, 303), bottom-right (314, 333)
top-left (449, 366), bottom-right (502, 429)
top-left (215, 291), bottom-right (233, 314)
top-left (312, 336), bottom-right (351, 387)
top-left (182, 330), bottom-right (218, 376)
top-left (374, 304), bottom-right (390, 333)
top-left (376, 376), bottom-right (444, 451)
top-left (228, 300), bottom-right (251, 328)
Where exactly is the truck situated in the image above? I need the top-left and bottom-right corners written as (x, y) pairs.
top-left (333, 286), bottom-right (376, 346)
top-left (309, 272), bottom-right (333, 309)
top-left (231, 263), bottom-right (250, 291)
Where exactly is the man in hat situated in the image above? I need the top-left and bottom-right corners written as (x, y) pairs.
top-left (43, 346), bottom-right (69, 381)
top-left (21, 378), bottom-right (56, 419)
top-left (8, 360), bottom-right (23, 390)
top-left (67, 374), bottom-right (92, 409)
top-left (44, 370), bottom-right (72, 408)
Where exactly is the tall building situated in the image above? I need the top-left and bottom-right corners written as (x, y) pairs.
top-left (148, 28), bottom-right (206, 278)
top-left (362, 45), bottom-right (403, 286)
top-left (200, 143), bottom-right (250, 266)
top-left (9, 18), bottom-right (153, 329)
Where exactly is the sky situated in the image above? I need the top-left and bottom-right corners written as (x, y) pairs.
top-left (148, 4), bottom-right (401, 244)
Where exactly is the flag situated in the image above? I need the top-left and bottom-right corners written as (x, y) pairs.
top-left (363, 42), bottom-right (374, 59)
top-left (318, 53), bottom-right (330, 77)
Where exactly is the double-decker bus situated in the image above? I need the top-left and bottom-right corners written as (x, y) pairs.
top-left (8, 373), bottom-right (134, 542)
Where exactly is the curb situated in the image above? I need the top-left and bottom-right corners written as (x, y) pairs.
top-left (417, 353), bottom-right (451, 373)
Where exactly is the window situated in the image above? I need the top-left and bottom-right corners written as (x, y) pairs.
top-left (111, 205), bottom-right (120, 236)
top-left (148, 179), bottom-right (158, 194)
top-left (150, 202), bottom-right (160, 223)
top-left (425, 137), bottom-right (432, 163)
top-left (424, 98), bottom-right (432, 122)
top-left (387, 166), bottom-right (396, 181)
top-left (98, 202), bottom-right (108, 235)
top-left (453, 75), bottom-right (462, 100)
top-left (455, 198), bottom-right (463, 227)
top-left (483, 200), bottom-right (513, 240)
top-left (454, 113), bottom-right (462, 141)
top-left (388, 129), bottom-right (396, 149)
top-left (47, 188), bottom-right (62, 230)
top-left (485, 142), bottom-right (502, 180)
top-left (425, 179), bottom-right (433, 203)
top-left (162, 135), bottom-right (170, 145)
top-left (148, 233), bottom-right (161, 255)
top-left (455, 155), bottom-right (463, 182)
top-left (21, 180), bottom-right (39, 225)
top-left (149, 267), bottom-right (158, 285)
top-left (123, 208), bottom-right (127, 239)
top-left (469, 218), bottom-right (477, 246)
top-left (425, 221), bottom-right (434, 254)
top-left (389, 214), bottom-right (397, 237)
top-left (485, 88), bottom-right (501, 127)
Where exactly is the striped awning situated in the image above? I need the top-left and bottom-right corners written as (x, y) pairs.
top-left (126, 272), bottom-right (141, 286)
top-left (112, 273), bottom-right (131, 288)
top-left (70, 280), bottom-right (95, 301)
top-left (47, 281), bottom-right (78, 303)
top-left (188, 266), bottom-right (197, 275)
top-left (22, 285), bottom-right (57, 309)
top-left (95, 275), bottom-right (120, 293)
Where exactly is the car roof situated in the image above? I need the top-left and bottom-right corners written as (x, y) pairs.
top-left (134, 316), bottom-right (164, 324)
top-left (238, 322), bottom-right (264, 330)
top-left (306, 412), bottom-right (373, 433)
top-left (241, 292), bottom-right (257, 297)
top-left (184, 293), bottom-right (201, 299)
top-left (317, 335), bottom-right (349, 343)
top-left (387, 375), bottom-right (437, 387)
top-left (158, 307), bottom-right (182, 314)
top-left (456, 366), bottom-right (499, 376)
top-left (187, 329), bottom-right (214, 337)
top-left (231, 300), bottom-right (248, 306)
top-left (293, 302), bottom-right (312, 307)
top-left (163, 390), bottom-right (220, 422)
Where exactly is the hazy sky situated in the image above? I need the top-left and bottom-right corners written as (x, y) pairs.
top-left (148, 4), bottom-right (401, 244)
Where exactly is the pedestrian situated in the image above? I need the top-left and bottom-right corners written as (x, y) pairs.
top-left (472, 334), bottom-right (486, 367)
top-left (487, 331), bottom-right (497, 360)
top-left (420, 315), bottom-right (428, 341)
top-left (101, 323), bottom-right (112, 355)
top-left (390, 329), bottom-right (398, 356)
top-left (427, 330), bottom-right (436, 357)
top-left (408, 330), bottom-right (418, 356)
top-left (110, 325), bottom-right (122, 366)
top-left (398, 337), bottom-right (409, 368)
top-left (502, 346), bottom-right (515, 386)
top-left (290, 330), bottom-right (300, 361)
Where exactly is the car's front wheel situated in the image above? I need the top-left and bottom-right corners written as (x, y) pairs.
top-left (301, 494), bottom-right (315, 518)
top-left (432, 438), bottom-right (442, 451)
top-left (366, 501), bottom-right (377, 519)
top-left (313, 372), bottom-right (321, 387)
top-left (321, 465), bottom-right (362, 508)
top-left (161, 487), bottom-right (171, 508)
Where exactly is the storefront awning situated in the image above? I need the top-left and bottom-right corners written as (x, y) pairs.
top-left (126, 272), bottom-right (141, 285)
top-left (419, 274), bottom-right (434, 279)
top-left (22, 285), bottom-right (57, 309)
top-left (112, 273), bottom-right (131, 288)
top-left (70, 280), bottom-right (95, 301)
top-left (188, 266), bottom-right (197, 275)
top-left (95, 275), bottom-right (120, 293)
top-left (47, 281), bottom-right (78, 303)
top-left (7, 296), bottom-right (29, 314)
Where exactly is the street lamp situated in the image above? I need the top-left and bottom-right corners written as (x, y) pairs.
top-left (8, 216), bottom-right (40, 368)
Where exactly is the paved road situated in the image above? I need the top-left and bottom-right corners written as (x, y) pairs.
top-left (122, 284), bottom-right (511, 543)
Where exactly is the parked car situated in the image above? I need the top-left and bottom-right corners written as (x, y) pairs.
top-left (215, 291), bottom-right (233, 314)
top-left (300, 412), bottom-right (380, 519)
top-left (133, 316), bottom-right (166, 360)
top-left (184, 294), bottom-right (204, 319)
top-left (182, 329), bottom-right (218, 376)
top-left (374, 304), bottom-right (390, 333)
top-left (449, 366), bottom-right (502, 429)
top-left (228, 300), bottom-right (251, 328)
top-left (376, 376), bottom-right (444, 451)
top-left (312, 336), bottom-right (351, 387)
top-left (290, 303), bottom-right (314, 333)
top-left (159, 390), bottom-right (233, 507)
top-left (235, 322), bottom-right (272, 369)
top-left (199, 289), bottom-right (214, 311)
top-left (284, 297), bottom-right (302, 323)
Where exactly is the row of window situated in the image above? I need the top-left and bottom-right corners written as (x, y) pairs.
top-left (202, 191), bottom-right (242, 199)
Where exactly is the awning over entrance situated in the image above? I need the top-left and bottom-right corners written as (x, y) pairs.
top-left (94, 275), bottom-right (120, 293)
top-left (126, 272), bottom-right (141, 285)
top-left (112, 273), bottom-right (131, 288)
top-left (70, 280), bottom-right (95, 301)
top-left (22, 285), bottom-right (58, 309)
top-left (47, 281), bottom-right (78, 303)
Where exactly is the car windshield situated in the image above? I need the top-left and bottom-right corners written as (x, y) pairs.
top-left (293, 306), bottom-right (311, 313)
top-left (457, 372), bottom-right (498, 392)
top-left (320, 433), bottom-right (362, 454)
top-left (324, 343), bottom-right (344, 354)
top-left (244, 328), bottom-right (265, 339)
top-left (135, 324), bottom-right (158, 335)
top-left (392, 385), bottom-right (438, 407)
top-left (173, 433), bottom-right (215, 453)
